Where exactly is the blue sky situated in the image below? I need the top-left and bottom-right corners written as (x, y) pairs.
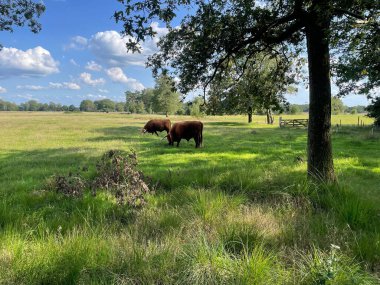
top-left (0, 0), bottom-right (371, 106)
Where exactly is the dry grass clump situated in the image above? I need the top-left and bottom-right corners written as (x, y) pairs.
top-left (45, 173), bottom-right (86, 198)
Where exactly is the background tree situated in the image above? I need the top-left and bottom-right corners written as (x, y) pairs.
top-left (0, 99), bottom-right (18, 111)
top-left (366, 97), bottom-right (380, 127)
top-left (189, 97), bottom-right (206, 117)
top-left (115, 102), bottom-right (125, 112)
top-left (125, 91), bottom-right (138, 113)
top-left (331, 96), bottom-right (346, 115)
top-left (346, 105), bottom-right (366, 114)
top-left (289, 105), bottom-right (301, 115)
top-left (115, 0), bottom-right (379, 182)
top-left (27, 100), bottom-right (39, 111)
top-left (80, 100), bottom-right (96, 112)
top-left (94, 99), bottom-right (115, 112)
top-left (140, 88), bottom-right (155, 113)
top-left (153, 75), bottom-right (181, 116)
top-left (207, 54), bottom-right (293, 123)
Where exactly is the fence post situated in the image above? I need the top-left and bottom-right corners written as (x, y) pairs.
top-left (358, 116), bottom-right (360, 127)
top-left (340, 119), bottom-right (341, 127)
top-left (279, 117), bottom-right (282, 128)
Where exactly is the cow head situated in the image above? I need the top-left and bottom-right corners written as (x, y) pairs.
top-left (141, 128), bottom-right (147, 134)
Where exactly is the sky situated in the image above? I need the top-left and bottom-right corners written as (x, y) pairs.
top-left (0, 0), bottom-right (371, 107)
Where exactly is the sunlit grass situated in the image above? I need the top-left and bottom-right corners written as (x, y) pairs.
top-left (0, 112), bottom-right (379, 284)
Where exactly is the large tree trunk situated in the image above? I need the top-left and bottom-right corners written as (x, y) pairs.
top-left (248, 106), bottom-right (253, 123)
top-left (305, 8), bottom-right (335, 182)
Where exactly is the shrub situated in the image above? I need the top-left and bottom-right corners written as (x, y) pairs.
top-left (92, 150), bottom-right (152, 207)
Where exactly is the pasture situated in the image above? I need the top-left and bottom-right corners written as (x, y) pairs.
top-left (0, 112), bottom-right (379, 284)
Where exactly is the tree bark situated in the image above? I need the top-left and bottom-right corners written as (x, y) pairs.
top-left (266, 109), bottom-right (274, 124)
top-left (248, 106), bottom-right (253, 123)
top-left (305, 7), bottom-right (336, 182)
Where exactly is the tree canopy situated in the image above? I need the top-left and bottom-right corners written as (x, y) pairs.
top-left (115, 0), bottom-right (378, 96)
top-left (0, 0), bottom-right (45, 47)
top-left (207, 53), bottom-right (295, 122)
top-left (126, 75), bottom-right (182, 115)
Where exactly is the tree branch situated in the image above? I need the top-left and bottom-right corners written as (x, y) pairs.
top-left (333, 8), bottom-right (365, 20)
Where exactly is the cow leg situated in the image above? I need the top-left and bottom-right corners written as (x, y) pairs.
top-left (154, 131), bottom-right (159, 136)
top-left (177, 139), bottom-right (181, 147)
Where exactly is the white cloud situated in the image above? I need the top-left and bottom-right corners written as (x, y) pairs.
top-left (98, 88), bottom-right (109, 93)
top-left (49, 82), bottom-right (81, 90)
top-left (150, 22), bottom-right (169, 41)
top-left (85, 61), bottom-right (102, 71)
top-left (16, 82), bottom-right (80, 90)
top-left (88, 23), bottom-right (168, 67)
top-left (0, 86), bottom-right (6, 93)
top-left (16, 94), bottom-right (38, 100)
top-left (0, 46), bottom-right (59, 77)
top-left (105, 67), bottom-right (144, 91)
top-left (70, 59), bottom-right (79, 67)
top-left (64, 23), bottom-right (167, 68)
top-left (64, 36), bottom-right (88, 50)
top-left (80, 72), bottom-right (105, 86)
top-left (16, 85), bottom-right (45, 90)
top-left (86, 93), bottom-right (107, 99)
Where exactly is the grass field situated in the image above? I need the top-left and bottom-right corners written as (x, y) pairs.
top-left (0, 112), bottom-right (379, 284)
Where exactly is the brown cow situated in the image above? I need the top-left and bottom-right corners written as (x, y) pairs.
top-left (142, 119), bottom-right (171, 136)
top-left (167, 121), bottom-right (203, 148)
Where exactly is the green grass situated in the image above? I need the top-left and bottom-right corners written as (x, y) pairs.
top-left (0, 112), bottom-right (379, 284)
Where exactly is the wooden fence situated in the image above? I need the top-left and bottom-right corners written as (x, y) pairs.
top-left (279, 117), bottom-right (308, 128)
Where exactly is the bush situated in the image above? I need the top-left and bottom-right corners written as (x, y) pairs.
top-left (92, 150), bottom-right (153, 207)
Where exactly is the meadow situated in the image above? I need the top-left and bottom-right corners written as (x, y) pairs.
top-left (0, 112), bottom-right (379, 284)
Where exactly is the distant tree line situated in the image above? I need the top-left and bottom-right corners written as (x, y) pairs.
top-left (0, 91), bottom-right (368, 118)
top-left (0, 99), bottom-right (125, 112)
top-left (285, 97), bottom-right (367, 115)
top-left (0, 99), bottom-right (79, 112)
top-left (79, 99), bottom-right (125, 112)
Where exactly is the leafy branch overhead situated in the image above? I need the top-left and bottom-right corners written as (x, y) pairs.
top-left (0, 0), bottom-right (45, 48)
top-left (0, 0), bottom-right (45, 33)
top-left (115, 0), bottom-right (379, 96)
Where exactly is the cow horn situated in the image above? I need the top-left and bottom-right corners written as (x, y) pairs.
top-left (141, 128), bottom-right (147, 133)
